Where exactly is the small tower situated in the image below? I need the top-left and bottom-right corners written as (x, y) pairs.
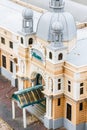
top-left (18, 8), bottom-right (34, 48)
top-left (49, 0), bottom-right (65, 12)
top-left (22, 8), bottom-right (33, 34)
top-left (51, 21), bottom-right (63, 46)
top-left (47, 21), bottom-right (67, 64)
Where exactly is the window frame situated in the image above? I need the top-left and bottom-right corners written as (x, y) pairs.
top-left (68, 80), bottom-right (71, 92)
top-left (49, 52), bottom-right (52, 59)
top-left (21, 37), bottom-right (23, 44)
top-left (29, 38), bottom-right (33, 45)
top-left (10, 61), bottom-right (13, 73)
top-left (80, 82), bottom-right (84, 95)
top-left (58, 53), bottom-right (63, 60)
top-left (1, 37), bottom-right (5, 44)
top-left (58, 98), bottom-right (61, 106)
top-left (79, 102), bottom-right (83, 111)
top-left (9, 41), bottom-right (13, 49)
top-left (2, 55), bottom-right (6, 68)
top-left (58, 78), bottom-right (61, 90)
top-left (66, 103), bottom-right (72, 121)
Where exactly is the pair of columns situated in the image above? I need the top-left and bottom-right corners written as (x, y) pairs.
top-left (12, 100), bottom-right (27, 128)
top-left (12, 96), bottom-right (53, 128)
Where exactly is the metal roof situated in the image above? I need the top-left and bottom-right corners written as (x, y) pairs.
top-left (21, 0), bottom-right (87, 22)
top-left (37, 12), bottom-right (76, 41)
top-left (67, 38), bottom-right (87, 67)
top-left (0, 0), bottom-right (41, 34)
top-left (12, 85), bottom-right (46, 108)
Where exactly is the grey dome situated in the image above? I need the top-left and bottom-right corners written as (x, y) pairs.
top-left (22, 8), bottom-right (33, 19)
top-left (37, 12), bottom-right (76, 41)
top-left (52, 21), bottom-right (63, 32)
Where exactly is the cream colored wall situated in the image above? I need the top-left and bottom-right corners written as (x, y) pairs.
top-left (0, 27), bottom-right (19, 75)
top-left (64, 62), bottom-right (87, 101)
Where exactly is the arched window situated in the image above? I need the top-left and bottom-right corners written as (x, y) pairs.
top-left (21, 37), bottom-right (23, 44)
top-left (58, 53), bottom-right (63, 60)
top-left (28, 38), bottom-right (33, 45)
top-left (49, 52), bottom-right (52, 59)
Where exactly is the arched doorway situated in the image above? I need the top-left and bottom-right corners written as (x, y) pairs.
top-left (36, 73), bottom-right (42, 85)
top-left (31, 72), bottom-right (45, 87)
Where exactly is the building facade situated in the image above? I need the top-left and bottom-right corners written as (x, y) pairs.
top-left (0, 0), bottom-right (87, 130)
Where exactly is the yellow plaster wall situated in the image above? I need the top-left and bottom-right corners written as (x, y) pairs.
top-left (53, 95), bottom-right (87, 125)
top-left (53, 96), bottom-right (64, 119)
top-left (64, 97), bottom-right (87, 125)
top-left (64, 97), bottom-right (77, 125)
top-left (76, 101), bottom-right (87, 125)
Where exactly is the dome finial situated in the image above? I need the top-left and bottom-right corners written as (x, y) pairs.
top-left (22, 8), bottom-right (33, 19)
top-left (49, 0), bottom-right (65, 12)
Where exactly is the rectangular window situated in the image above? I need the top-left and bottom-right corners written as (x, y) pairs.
top-left (1, 37), bottom-right (5, 44)
top-left (66, 103), bottom-right (72, 121)
top-left (58, 78), bottom-right (61, 90)
top-left (68, 85), bottom-right (71, 92)
top-left (9, 41), bottom-right (13, 49)
top-left (58, 98), bottom-right (61, 106)
top-left (80, 83), bottom-right (84, 95)
top-left (68, 80), bottom-right (71, 92)
top-left (79, 103), bottom-right (83, 111)
top-left (10, 61), bottom-right (13, 72)
top-left (2, 55), bottom-right (6, 68)
top-left (80, 88), bottom-right (83, 95)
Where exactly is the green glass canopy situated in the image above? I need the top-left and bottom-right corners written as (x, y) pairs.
top-left (12, 85), bottom-right (46, 108)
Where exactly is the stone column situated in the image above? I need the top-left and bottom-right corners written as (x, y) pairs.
top-left (45, 96), bottom-right (52, 118)
top-left (12, 61), bottom-right (17, 87)
top-left (12, 100), bottom-right (15, 119)
top-left (13, 62), bottom-right (16, 77)
top-left (44, 96), bottom-right (53, 129)
top-left (23, 108), bottom-right (27, 128)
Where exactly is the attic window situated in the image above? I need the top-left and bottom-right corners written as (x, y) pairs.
top-left (29, 38), bottom-right (33, 45)
top-left (58, 53), bottom-right (63, 60)
top-left (1, 37), bottom-right (5, 44)
top-left (21, 37), bottom-right (23, 44)
top-left (49, 52), bottom-right (52, 59)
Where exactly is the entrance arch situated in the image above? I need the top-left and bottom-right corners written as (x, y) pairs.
top-left (30, 72), bottom-right (45, 87)
top-left (36, 73), bottom-right (42, 85)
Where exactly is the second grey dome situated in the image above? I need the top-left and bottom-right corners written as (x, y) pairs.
top-left (22, 8), bottom-right (33, 19)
